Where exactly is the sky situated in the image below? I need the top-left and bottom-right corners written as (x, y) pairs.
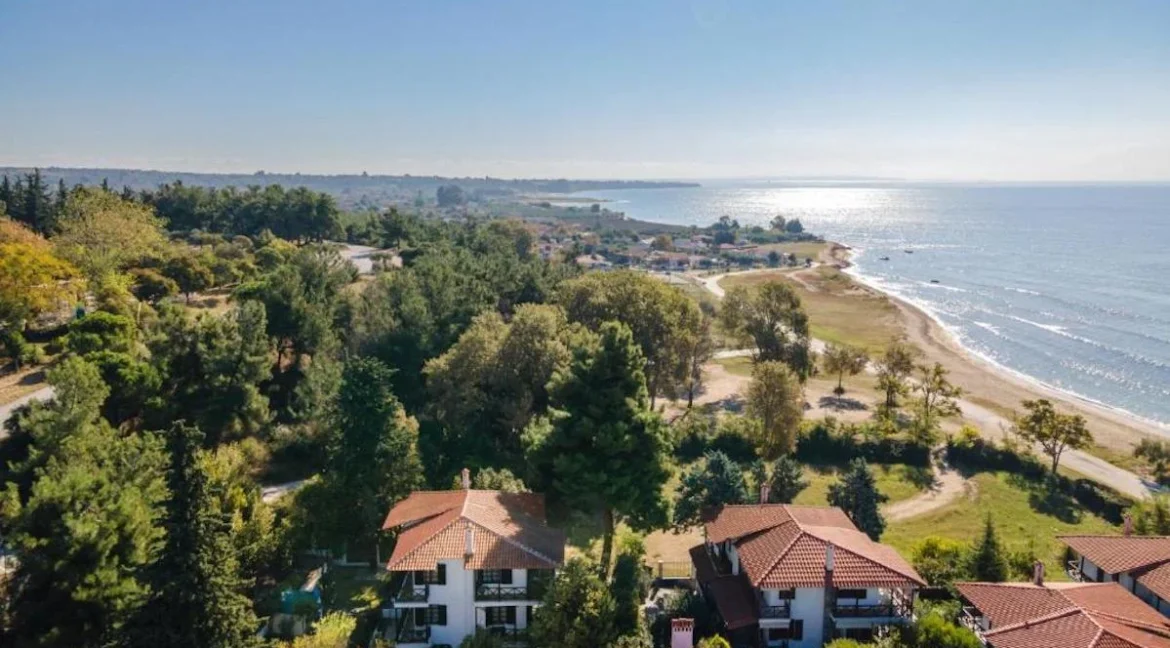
top-left (1, 0), bottom-right (1168, 181)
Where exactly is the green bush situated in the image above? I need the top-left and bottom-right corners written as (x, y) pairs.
top-left (797, 417), bottom-right (931, 467)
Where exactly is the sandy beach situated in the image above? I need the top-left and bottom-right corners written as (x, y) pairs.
top-left (824, 243), bottom-right (1168, 455)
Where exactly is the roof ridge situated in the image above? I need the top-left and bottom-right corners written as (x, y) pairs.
top-left (466, 519), bottom-right (558, 568)
top-left (750, 520), bottom-right (804, 587)
top-left (387, 513), bottom-right (462, 570)
top-left (983, 608), bottom-right (1083, 636)
top-left (1088, 610), bottom-right (1170, 637)
top-left (800, 524), bottom-right (925, 586)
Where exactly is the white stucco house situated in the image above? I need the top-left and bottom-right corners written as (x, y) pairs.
top-left (379, 472), bottom-right (565, 647)
top-left (690, 498), bottom-right (924, 647)
top-left (1062, 527), bottom-right (1170, 617)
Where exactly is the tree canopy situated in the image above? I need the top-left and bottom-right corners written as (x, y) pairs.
top-left (1013, 398), bottom-right (1092, 474)
top-left (718, 281), bottom-right (812, 379)
top-left (827, 458), bottom-right (888, 540)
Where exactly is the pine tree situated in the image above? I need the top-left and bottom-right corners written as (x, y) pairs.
top-left (0, 174), bottom-right (12, 214)
top-left (969, 514), bottom-right (1008, 582)
top-left (827, 458), bottom-right (888, 540)
top-left (528, 321), bottom-right (673, 573)
top-left (768, 455), bottom-right (809, 504)
top-left (22, 168), bottom-right (52, 233)
top-left (128, 423), bottom-right (259, 648)
top-left (673, 450), bottom-right (749, 528)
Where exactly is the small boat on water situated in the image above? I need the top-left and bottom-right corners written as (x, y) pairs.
top-left (879, 256), bottom-right (890, 261)
top-left (930, 279), bottom-right (940, 284)
top-left (904, 249), bottom-right (914, 254)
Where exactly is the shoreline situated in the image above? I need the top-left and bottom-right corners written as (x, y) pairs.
top-left (823, 242), bottom-right (1169, 452)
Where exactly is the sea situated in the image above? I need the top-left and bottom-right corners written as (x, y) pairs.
top-left (571, 181), bottom-right (1170, 427)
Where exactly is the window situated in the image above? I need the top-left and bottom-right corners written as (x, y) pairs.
top-left (765, 621), bottom-right (802, 641)
top-left (485, 606), bottom-right (517, 626)
top-left (775, 588), bottom-right (795, 601)
top-left (412, 606), bottom-right (448, 626)
top-left (414, 563), bottom-right (447, 585)
top-left (836, 589), bottom-right (867, 600)
top-left (477, 569), bottom-right (514, 584)
top-left (840, 627), bottom-right (874, 641)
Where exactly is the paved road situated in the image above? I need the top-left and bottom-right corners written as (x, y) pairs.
top-left (699, 269), bottom-right (1155, 501)
top-left (0, 386), bottom-right (54, 435)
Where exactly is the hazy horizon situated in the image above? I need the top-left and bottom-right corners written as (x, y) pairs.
top-left (3, 1), bottom-right (1168, 182)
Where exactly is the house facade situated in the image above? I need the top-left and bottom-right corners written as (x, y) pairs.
top-left (690, 502), bottom-right (924, 647)
top-left (1062, 531), bottom-right (1170, 617)
top-left (380, 473), bottom-right (565, 647)
top-left (957, 579), bottom-right (1170, 647)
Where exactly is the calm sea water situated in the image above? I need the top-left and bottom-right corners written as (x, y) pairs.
top-left (573, 182), bottom-right (1170, 425)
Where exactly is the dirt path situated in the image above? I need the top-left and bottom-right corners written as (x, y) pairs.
top-left (884, 459), bottom-right (970, 522)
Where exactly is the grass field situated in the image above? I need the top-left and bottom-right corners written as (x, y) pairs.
top-left (720, 266), bottom-right (904, 354)
top-left (883, 471), bottom-right (1119, 579)
top-left (794, 463), bottom-right (930, 507)
top-left (756, 241), bottom-right (830, 261)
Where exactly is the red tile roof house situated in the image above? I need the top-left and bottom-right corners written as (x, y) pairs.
top-left (690, 497), bottom-right (925, 647)
top-left (1062, 524), bottom-right (1170, 616)
top-left (956, 576), bottom-right (1170, 648)
top-left (378, 471), bottom-right (566, 647)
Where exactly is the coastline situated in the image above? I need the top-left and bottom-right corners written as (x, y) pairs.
top-left (823, 242), bottom-right (1168, 452)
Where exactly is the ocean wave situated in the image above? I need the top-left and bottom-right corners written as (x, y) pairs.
top-left (917, 281), bottom-right (969, 293)
top-left (1004, 286), bottom-right (1041, 296)
top-left (972, 321), bottom-right (1003, 336)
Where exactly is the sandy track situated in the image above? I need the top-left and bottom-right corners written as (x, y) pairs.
top-left (884, 459), bottom-right (970, 521)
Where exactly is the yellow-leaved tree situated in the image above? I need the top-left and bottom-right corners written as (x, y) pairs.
top-left (54, 187), bottom-right (168, 279)
top-left (0, 217), bottom-right (84, 329)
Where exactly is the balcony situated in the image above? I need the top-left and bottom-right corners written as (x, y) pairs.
top-left (1067, 560), bottom-right (1084, 582)
top-left (831, 603), bottom-right (904, 619)
top-left (394, 579), bottom-right (429, 604)
top-left (476, 584), bottom-right (538, 602)
top-left (481, 625), bottom-right (530, 646)
top-left (759, 603), bottom-right (792, 619)
top-left (395, 617), bottom-right (431, 644)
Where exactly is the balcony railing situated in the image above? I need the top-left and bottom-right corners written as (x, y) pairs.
top-left (960, 607), bottom-right (986, 640)
top-left (759, 603), bottom-right (792, 619)
top-left (1067, 560), bottom-right (1084, 582)
top-left (395, 580), bottom-right (429, 603)
top-left (396, 618), bottom-right (431, 644)
top-left (832, 603), bottom-right (902, 618)
top-left (476, 584), bottom-right (536, 601)
top-left (481, 625), bottom-right (530, 645)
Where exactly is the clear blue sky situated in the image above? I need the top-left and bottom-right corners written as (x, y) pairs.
top-left (2, 0), bottom-right (1167, 181)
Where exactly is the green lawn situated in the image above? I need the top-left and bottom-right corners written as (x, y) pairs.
top-left (883, 472), bottom-right (1119, 580)
top-left (794, 464), bottom-right (929, 507)
top-left (326, 566), bottom-right (387, 612)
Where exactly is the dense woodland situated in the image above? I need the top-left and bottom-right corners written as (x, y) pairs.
top-left (0, 171), bottom-right (1134, 648)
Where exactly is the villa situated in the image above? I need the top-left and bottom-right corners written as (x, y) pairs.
top-left (689, 493), bottom-right (924, 647)
top-left (1061, 525), bottom-right (1170, 616)
top-left (957, 574), bottom-right (1170, 648)
top-left (379, 471), bottom-right (565, 647)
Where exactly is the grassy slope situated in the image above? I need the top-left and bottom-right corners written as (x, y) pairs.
top-left (794, 464), bottom-right (929, 507)
top-left (882, 471), bottom-right (1118, 580)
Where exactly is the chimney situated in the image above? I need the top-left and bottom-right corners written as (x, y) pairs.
top-left (670, 618), bottom-right (694, 648)
top-left (465, 526), bottom-right (475, 557)
top-left (461, 467), bottom-right (471, 490)
top-left (1033, 560), bottom-right (1045, 586)
top-left (826, 544), bottom-right (835, 573)
top-left (1124, 513), bottom-right (1133, 536)
top-left (759, 483), bottom-right (771, 504)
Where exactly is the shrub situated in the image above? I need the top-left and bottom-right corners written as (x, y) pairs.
top-left (796, 417), bottom-right (931, 467)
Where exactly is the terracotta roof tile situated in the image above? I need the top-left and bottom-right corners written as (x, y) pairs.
top-left (706, 504), bottom-right (922, 589)
top-left (1061, 536), bottom-right (1170, 574)
top-left (706, 574), bottom-right (759, 630)
top-left (383, 489), bottom-right (564, 572)
top-left (956, 582), bottom-right (1170, 648)
top-left (1137, 562), bottom-right (1170, 604)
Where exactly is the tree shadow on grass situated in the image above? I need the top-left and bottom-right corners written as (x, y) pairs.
top-left (817, 395), bottom-right (868, 412)
top-left (899, 464), bottom-right (940, 491)
top-left (1006, 473), bottom-right (1083, 524)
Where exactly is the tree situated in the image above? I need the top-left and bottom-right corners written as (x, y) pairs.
top-left (673, 451), bottom-right (749, 528)
top-left (769, 215), bottom-right (786, 231)
top-left (911, 362), bottom-right (962, 443)
top-left (611, 540), bottom-right (651, 638)
top-left (1, 363), bottom-right (167, 647)
top-left (1129, 496), bottom-right (1170, 535)
top-left (710, 216), bottom-right (738, 245)
top-left (450, 467), bottom-right (528, 492)
top-left (459, 628), bottom-right (506, 648)
top-left (911, 536), bottom-right (971, 588)
top-left (821, 344), bottom-right (868, 395)
top-left (969, 514), bottom-right (1007, 582)
top-left (55, 187), bottom-right (167, 279)
top-left (745, 361), bottom-right (804, 459)
top-left (784, 218), bottom-right (804, 234)
top-left (315, 358), bottom-right (424, 558)
top-left (129, 267), bottom-right (179, 304)
top-left (288, 613), bottom-right (356, 648)
top-left (651, 234), bottom-right (673, 251)
top-left (766, 250), bottom-right (782, 267)
top-left (874, 340), bottom-right (920, 418)
top-left (681, 316), bottom-right (715, 408)
top-left (529, 558), bottom-right (619, 648)
top-left (908, 613), bottom-right (982, 648)
top-left (557, 270), bottom-right (705, 406)
top-left (527, 322), bottom-right (672, 574)
top-left (164, 254), bottom-right (215, 303)
top-left (827, 459), bottom-right (887, 540)
top-left (1013, 399), bottom-right (1092, 474)
top-left (436, 184), bottom-right (467, 207)
top-left (1135, 439), bottom-right (1170, 487)
top-left (767, 455), bottom-right (808, 504)
top-left (66, 311), bottom-right (135, 356)
top-left (127, 423), bottom-right (259, 648)
top-left (719, 282), bottom-right (813, 379)
top-left (0, 221), bottom-right (83, 330)
top-left (150, 303), bottom-right (272, 445)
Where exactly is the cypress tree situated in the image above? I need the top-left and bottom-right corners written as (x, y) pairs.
top-left (827, 458), bottom-right (888, 540)
top-left (22, 168), bottom-right (51, 233)
top-left (768, 455), bottom-right (809, 504)
top-left (129, 423), bottom-right (259, 648)
top-left (970, 514), bottom-right (1008, 582)
top-left (0, 174), bottom-right (11, 214)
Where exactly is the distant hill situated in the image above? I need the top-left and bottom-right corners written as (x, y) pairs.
top-left (0, 167), bottom-right (699, 210)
